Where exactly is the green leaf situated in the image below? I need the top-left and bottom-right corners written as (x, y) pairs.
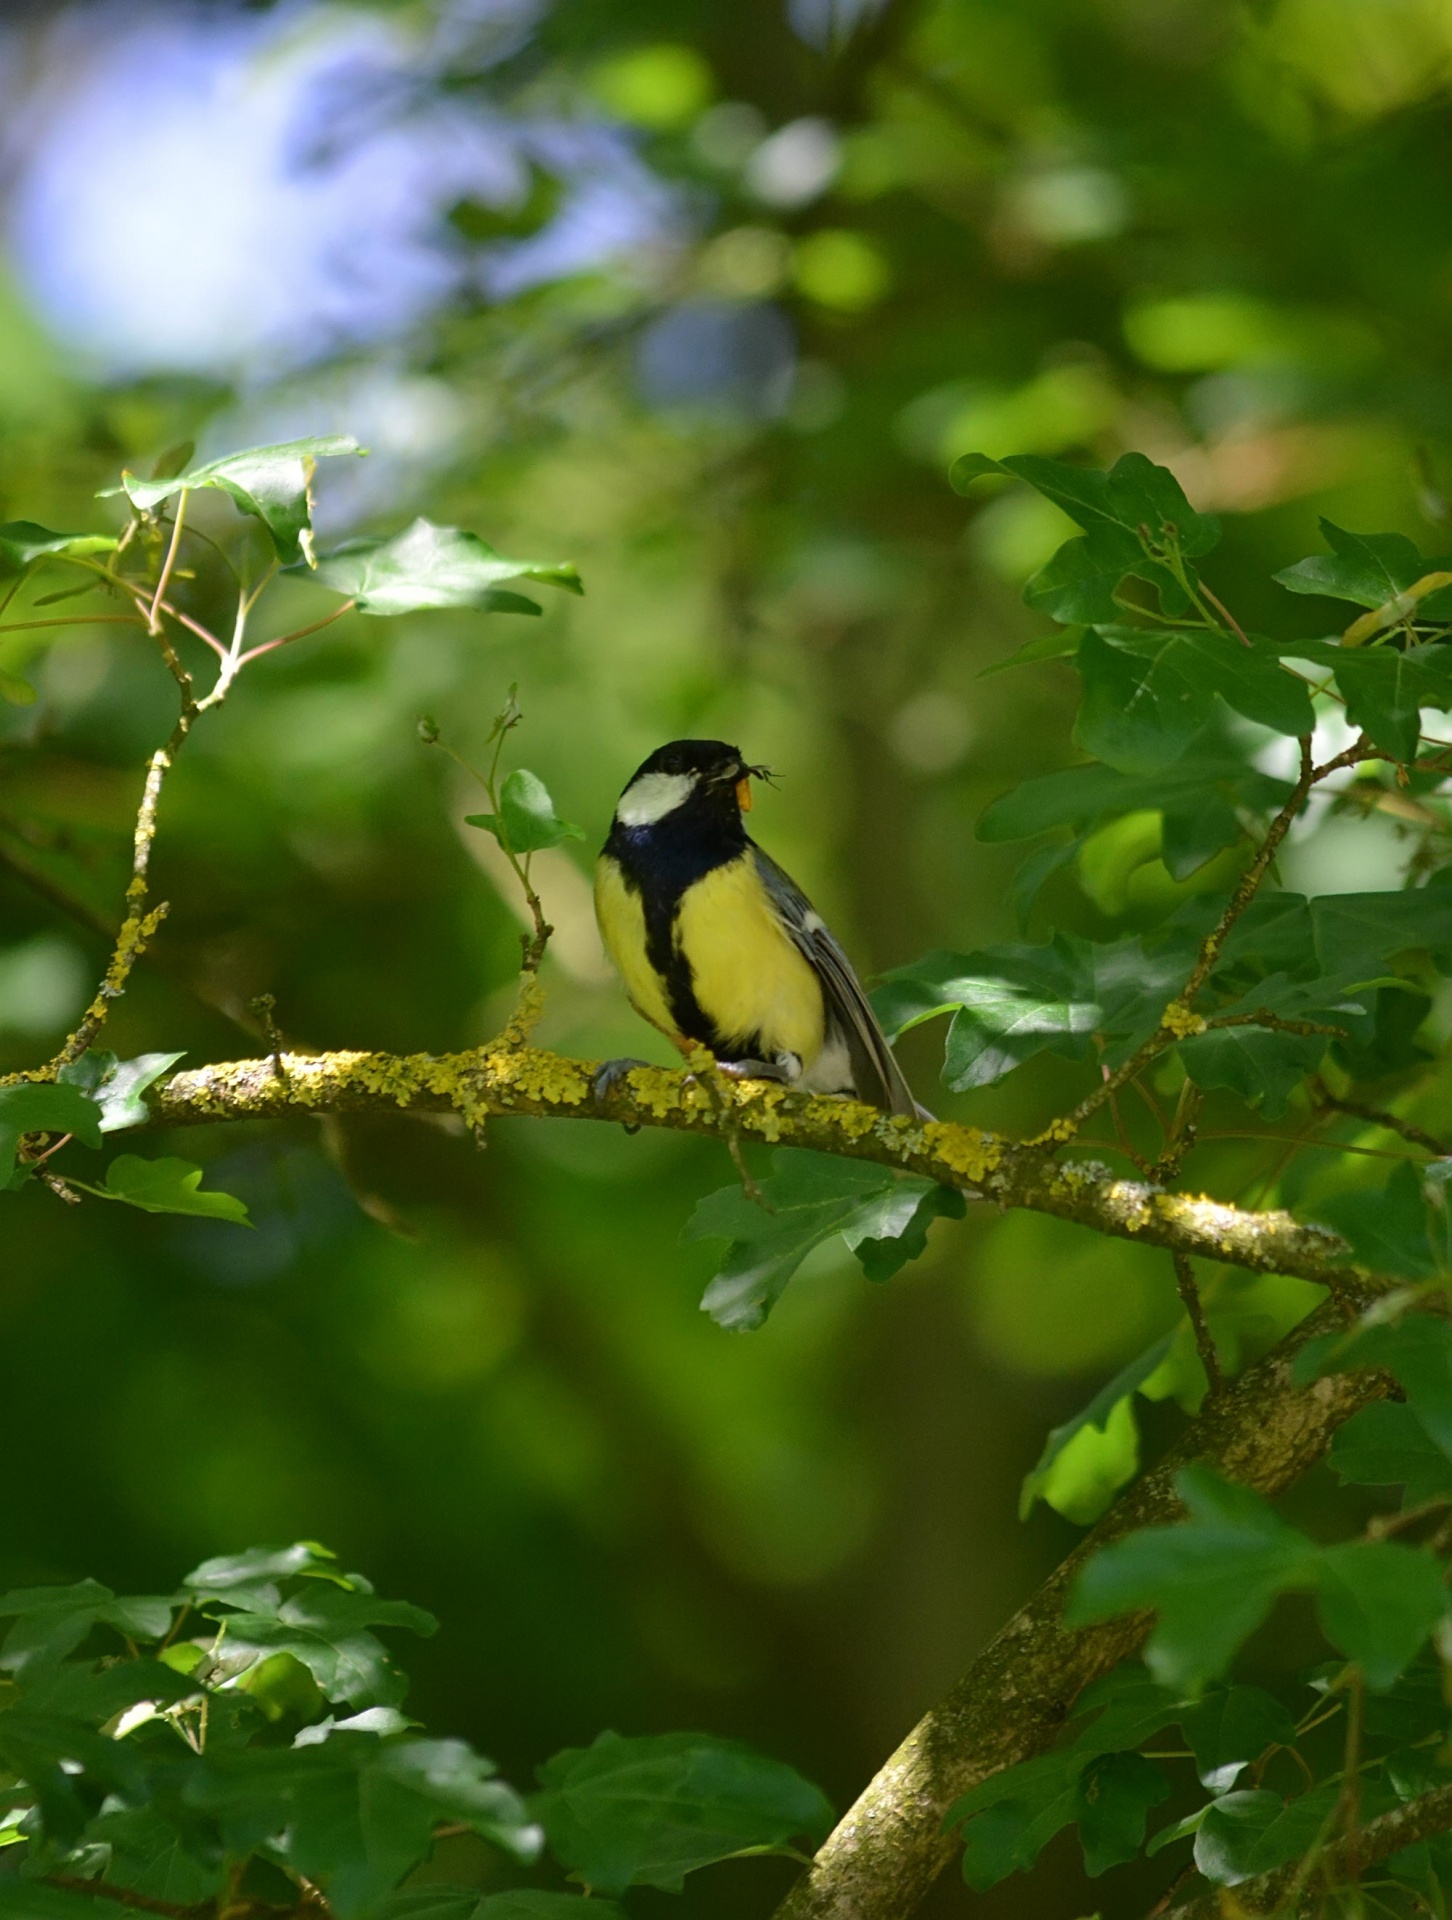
top-left (1022, 535), bottom-right (1129, 624)
top-left (100, 437), bottom-right (363, 566)
top-left (1075, 628), bottom-right (1313, 775)
top-left (874, 927), bottom-right (1191, 1092)
top-left (57, 1052), bottom-right (185, 1133)
top-left (872, 938), bottom-right (1100, 1087)
top-left (0, 667), bottom-right (36, 705)
top-left (85, 1155), bottom-right (251, 1224)
top-left (0, 1884), bottom-right (131, 1919)
top-left (1179, 1686), bottom-right (1297, 1791)
top-left (1067, 1467), bottom-right (1319, 1692)
top-left (979, 626), bottom-right (1082, 676)
top-left (465, 770), bottom-right (585, 855)
top-left (1274, 520), bottom-right (1451, 612)
top-left (1315, 1541), bottom-right (1449, 1689)
top-left (533, 1730), bottom-right (833, 1895)
top-left (1073, 1751), bottom-right (1170, 1876)
top-left (183, 1542), bottom-right (341, 1612)
top-left (953, 1758), bottom-right (1081, 1891)
top-left (305, 518), bottom-right (581, 615)
top-left (16, 1655), bottom-right (190, 1722)
top-left (977, 756), bottom-right (1290, 849)
top-left (1329, 1402), bottom-right (1452, 1504)
top-left (851, 1180), bottom-right (965, 1283)
top-left (217, 1584), bottom-right (437, 1709)
top-left (0, 521), bottom-right (118, 577)
top-left (954, 452), bottom-right (1220, 623)
top-left (1194, 1783), bottom-right (1340, 1886)
top-left (82, 1806), bottom-right (224, 1907)
top-left (0, 1581), bottom-right (170, 1674)
top-left (1310, 1161), bottom-right (1443, 1279)
top-left (685, 1149), bottom-right (962, 1330)
top-left (189, 1734), bottom-right (537, 1920)
top-left (1020, 1329), bottom-right (1182, 1523)
top-left (946, 1666), bottom-right (1186, 1889)
top-left (0, 1082), bottom-right (103, 1186)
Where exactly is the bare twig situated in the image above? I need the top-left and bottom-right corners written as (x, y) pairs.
top-left (236, 596), bottom-right (356, 667)
top-left (1312, 1082), bottom-right (1451, 1159)
top-left (44, 1875), bottom-right (198, 1917)
top-left (1172, 1252), bottom-right (1223, 1395)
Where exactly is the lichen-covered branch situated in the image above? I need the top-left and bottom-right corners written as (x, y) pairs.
top-left (771, 1296), bottom-right (1390, 1920)
top-left (1165, 1779), bottom-right (1452, 1918)
top-left (145, 1042), bottom-right (1363, 1291)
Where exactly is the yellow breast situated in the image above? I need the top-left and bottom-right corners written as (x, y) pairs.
top-left (594, 855), bottom-right (678, 1037)
top-left (675, 852), bottom-right (825, 1063)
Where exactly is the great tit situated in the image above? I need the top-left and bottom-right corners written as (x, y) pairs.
top-left (594, 739), bottom-right (920, 1116)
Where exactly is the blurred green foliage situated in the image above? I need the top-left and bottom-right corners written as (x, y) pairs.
top-left (13, 0), bottom-right (1452, 1912)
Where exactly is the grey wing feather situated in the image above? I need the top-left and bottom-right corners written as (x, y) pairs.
top-left (752, 847), bottom-right (924, 1118)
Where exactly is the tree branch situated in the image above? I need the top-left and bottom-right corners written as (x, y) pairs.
top-left (769, 1294), bottom-right (1389, 1920)
top-left (1164, 1779), bottom-right (1452, 1918)
top-left (143, 1044), bottom-right (1367, 1291)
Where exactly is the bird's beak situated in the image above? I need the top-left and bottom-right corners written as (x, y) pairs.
top-left (735, 776), bottom-right (753, 811)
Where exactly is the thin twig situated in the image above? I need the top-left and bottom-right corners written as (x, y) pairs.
top-left (1172, 1252), bottom-right (1223, 1395)
top-left (43, 1876), bottom-right (196, 1918)
top-left (1199, 579), bottom-right (1251, 646)
top-left (1312, 1082), bottom-right (1450, 1159)
top-left (0, 613), bottom-right (144, 634)
top-left (1062, 736), bottom-right (1369, 1139)
top-left (236, 596), bottom-right (356, 666)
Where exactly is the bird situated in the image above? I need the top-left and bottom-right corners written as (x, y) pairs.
top-left (593, 738), bottom-right (921, 1116)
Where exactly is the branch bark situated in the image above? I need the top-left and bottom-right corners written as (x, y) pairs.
top-left (772, 1297), bottom-right (1389, 1920)
top-left (145, 1043), bottom-right (1365, 1293)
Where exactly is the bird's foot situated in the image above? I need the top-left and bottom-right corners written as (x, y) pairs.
top-left (592, 1057), bottom-right (653, 1132)
top-left (712, 1052), bottom-right (799, 1085)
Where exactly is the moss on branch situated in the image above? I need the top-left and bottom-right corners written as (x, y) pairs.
top-left (148, 1041), bottom-right (1361, 1292)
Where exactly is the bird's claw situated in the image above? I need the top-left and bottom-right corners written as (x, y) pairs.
top-left (592, 1058), bottom-right (652, 1129)
top-left (711, 1056), bottom-right (793, 1084)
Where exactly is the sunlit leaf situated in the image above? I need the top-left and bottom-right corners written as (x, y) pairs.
top-left (57, 1051), bottom-right (184, 1132)
top-left (305, 518), bottom-right (581, 615)
top-left (84, 1155), bottom-right (251, 1225)
top-left (101, 436), bottom-right (364, 566)
top-left (465, 769), bottom-right (585, 854)
top-left (0, 521), bottom-right (118, 577)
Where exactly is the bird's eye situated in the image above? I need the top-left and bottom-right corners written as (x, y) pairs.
top-left (663, 754), bottom-right (684, 774)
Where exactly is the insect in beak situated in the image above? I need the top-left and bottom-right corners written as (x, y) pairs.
top-left (736, 777), bottom-right (753, 811)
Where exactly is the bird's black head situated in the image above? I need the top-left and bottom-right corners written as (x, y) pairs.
top-left (612, 739), bottom-right (770, 832)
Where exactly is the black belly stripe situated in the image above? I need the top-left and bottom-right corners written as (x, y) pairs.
top-left (603, 813), bottom-right (766, 1058)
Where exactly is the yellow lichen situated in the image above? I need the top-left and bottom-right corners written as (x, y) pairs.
top-left (1160, 1000), bottom-right (1207, 1039)
top-left (920, 1121), bottom-right (1002, 1185)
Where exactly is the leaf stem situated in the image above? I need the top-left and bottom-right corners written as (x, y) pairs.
top-left (147, 491), bottom-right (188, 634)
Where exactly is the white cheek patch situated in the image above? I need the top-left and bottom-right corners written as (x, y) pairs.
top-left (615, 771), bottom-right (697, 826)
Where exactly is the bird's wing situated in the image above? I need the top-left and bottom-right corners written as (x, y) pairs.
top-left (752, 846), bottom-right (922, 1117)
